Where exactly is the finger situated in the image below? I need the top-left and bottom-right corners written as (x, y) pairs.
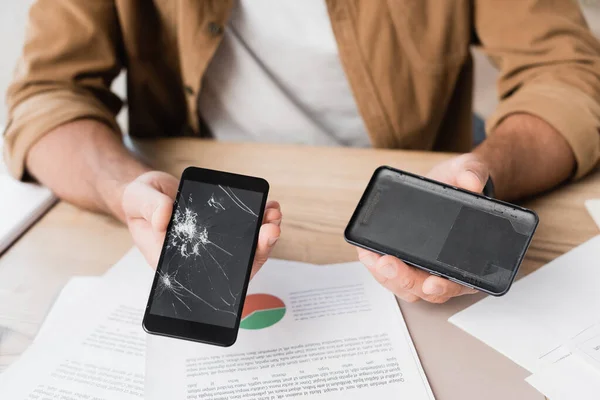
top-left (456, 157), bottom-right (489, 193)
top-left (420, 294), bottom-right (451, 304)
top-left (151, 201), bottom-right (174, 234)
top-left (138, 171), bottom-right (179, 200)
top-left (265, 200), bottom-right (281, 212)
top-left (422, 275), bottom-right (478, 298)
top-left (356, 247), bottom-right (382, 269)
top-left (370, 255), bottom-right (431, 297)
top-left (250, 222), bottom-right (281, 279)
top-left (127, 220), bottom-right (164, 269)
top-left (263, 207), bottom-right (282, 226)
top-left (156, 177), bottom-right (179, 200)
top-left (369, 256), bottom-right (456, 303)
top-left (122, 182), bottom-right (174, 233)
top-left (456, 169), bottom-right (487, 193)
top-left (396, 292), bottom-right (421, 303)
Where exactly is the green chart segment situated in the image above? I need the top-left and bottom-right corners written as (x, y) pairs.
top-left (240, 294), bottom-right (286, 330)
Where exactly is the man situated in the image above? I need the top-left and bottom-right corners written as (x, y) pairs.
top-left (4, 1), bottom-right (600, 304)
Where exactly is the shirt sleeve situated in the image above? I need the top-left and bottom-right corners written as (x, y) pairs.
top-left (3, 0), bottom-right (123, 180)
top-left (475, 0), bottom-right (600, 179)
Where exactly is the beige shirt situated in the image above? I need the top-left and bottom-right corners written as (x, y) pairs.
top-left (199, 0), bottom-right (370, 147)
top-left (4, 0), bottom-right (600, 180)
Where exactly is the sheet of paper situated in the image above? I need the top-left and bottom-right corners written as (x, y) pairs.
top-left (146, 260), bottom-right (435, 400)
top-left (101, 247), bottom-right (153, 285)
top-left (0, 250), bottom-right (154, 399)
top-left (34, 277), bottom-right (101, 342)
top-left (526, 354), bottom-right (600, 400)
top-left (0, 248), bottom-right (149, 376)
top-left (449, 235), bottom-right (600, 373)
top-left (0, 277), bottom-right (99, 384)
top-left (586, 199), bottom-right (600, 230)
top-left (0, 277), bottom-right (98, 376)
top-left (557, 321), bottom-right (600, 371)
top-left (522, 320), bottom-right (600, 399)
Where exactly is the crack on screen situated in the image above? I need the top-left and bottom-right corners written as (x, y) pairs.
top-left (150, 184), bottom-right (262, 326)
top-left (219, 185), bottom-right (258, 217)
top-left (208, 194), bottom-right (225, 211)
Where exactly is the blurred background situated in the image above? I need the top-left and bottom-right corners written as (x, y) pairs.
top-left (1, 1), bottom-right (599, 132)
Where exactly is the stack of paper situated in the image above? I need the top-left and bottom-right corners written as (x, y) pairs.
top-left (0, 249), bottom-right (435, 399)
top-left (0, 138), bottom-right (56, 253)
top-left (449, 235), bottom-right (600, 399)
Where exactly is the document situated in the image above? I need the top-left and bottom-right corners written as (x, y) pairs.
top-left (0, 249), bottom-right (153, 399)
top-left (449, 235), bottom-right (600, 373)
top-left (526, 354), bottom-right (600, 400)
top-left (146, 260), bottom-right (434, 400)
top-left (0, 277), bottom-right (96, 384)
top-left (524, 319), bottom-right (600, 399)
top-left (0, 249), bottom-right (433, 400)
top-left (34, 249), bottom-right (152, 342)
top-left (586, 199), bottom-right (600, 230)
top-left (449, 236), bottom-right (600, 398)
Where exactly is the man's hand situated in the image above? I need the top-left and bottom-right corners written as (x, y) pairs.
top-left (356, 113), bottom-right (577, 304)
top-left (356, 153), bottom-right (489, 303)
top-left (122, 171), bottom-right (282, 277)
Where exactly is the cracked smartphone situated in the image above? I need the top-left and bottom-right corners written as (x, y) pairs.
top-left (143, 167), bottom-right (269, 346)
top-left (345, 166), bottom-right (538, 296)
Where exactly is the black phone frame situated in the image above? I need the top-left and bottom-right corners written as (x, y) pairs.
top-left (142, 166), bottom-right (269, 346)
top-left (344, 166), bottom-right (539, 296)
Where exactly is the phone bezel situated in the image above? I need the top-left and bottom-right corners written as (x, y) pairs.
top-left (142, 166), bottom-right (269, 347)
top-left (344, 166), bottom-right (539, 296)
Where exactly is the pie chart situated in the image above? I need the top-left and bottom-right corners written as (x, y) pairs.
top-left (240, 294), bottom-right (286, 330)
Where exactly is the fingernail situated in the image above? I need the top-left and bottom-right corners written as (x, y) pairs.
top-left (423, 284), bottom-right (443, 295)
top-left (378, 263), bottom-right (397, 279)
top-left (359, 255), bottom-right (378, 269)
top-left (268, 236), bottom-right (279, 247)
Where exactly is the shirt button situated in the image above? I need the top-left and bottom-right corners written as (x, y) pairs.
top-left (207, 22), bottom-right (223, 36)
top-left (184, 85), bottom-right (194, 95)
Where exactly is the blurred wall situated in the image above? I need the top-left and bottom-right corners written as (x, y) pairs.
top-left (0, 0), bottom-right (35, 127)
top-left (0, 1), bottom-right (599, 129)
top-left (0, 0), bottom-right (126, 131)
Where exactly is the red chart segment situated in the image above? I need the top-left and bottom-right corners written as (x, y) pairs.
top-left (240, 294), bottom-right (286, 330)
top-left (241, 293), bottom-right (285, 319)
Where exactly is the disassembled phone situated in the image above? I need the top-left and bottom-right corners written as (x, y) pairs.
top-left (143, 167), bottom-right (269, 346)
top-left (345, 166), bottom-right (538, 296)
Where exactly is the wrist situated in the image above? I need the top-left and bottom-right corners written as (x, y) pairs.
top-left (472, 113), bottom-right (577, 201)
top-left (472, 131), bottom-right (517, 201)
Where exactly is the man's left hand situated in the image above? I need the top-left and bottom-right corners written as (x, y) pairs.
top-left (356, 153), bottom-right (489, 303)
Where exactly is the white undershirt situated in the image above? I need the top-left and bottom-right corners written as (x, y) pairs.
top-left (198, 0), bottom-right (370, 147)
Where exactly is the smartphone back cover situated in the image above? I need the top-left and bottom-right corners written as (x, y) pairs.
top-left (345, 167), bottom-right (538, 295)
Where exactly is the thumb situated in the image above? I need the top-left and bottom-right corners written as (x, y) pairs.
top-left (456, 160), bottom-right (489, 193)
top-left (122, 181), bottom-right (174, 232)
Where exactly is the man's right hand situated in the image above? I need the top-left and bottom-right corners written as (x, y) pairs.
top-left (25, 121), bottom-right (282, 274)
top-left (121, 171), bottom-right (282, 276)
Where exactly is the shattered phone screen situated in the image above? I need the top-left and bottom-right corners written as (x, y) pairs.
top-left (148, 179), bottom-right (264, 329)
